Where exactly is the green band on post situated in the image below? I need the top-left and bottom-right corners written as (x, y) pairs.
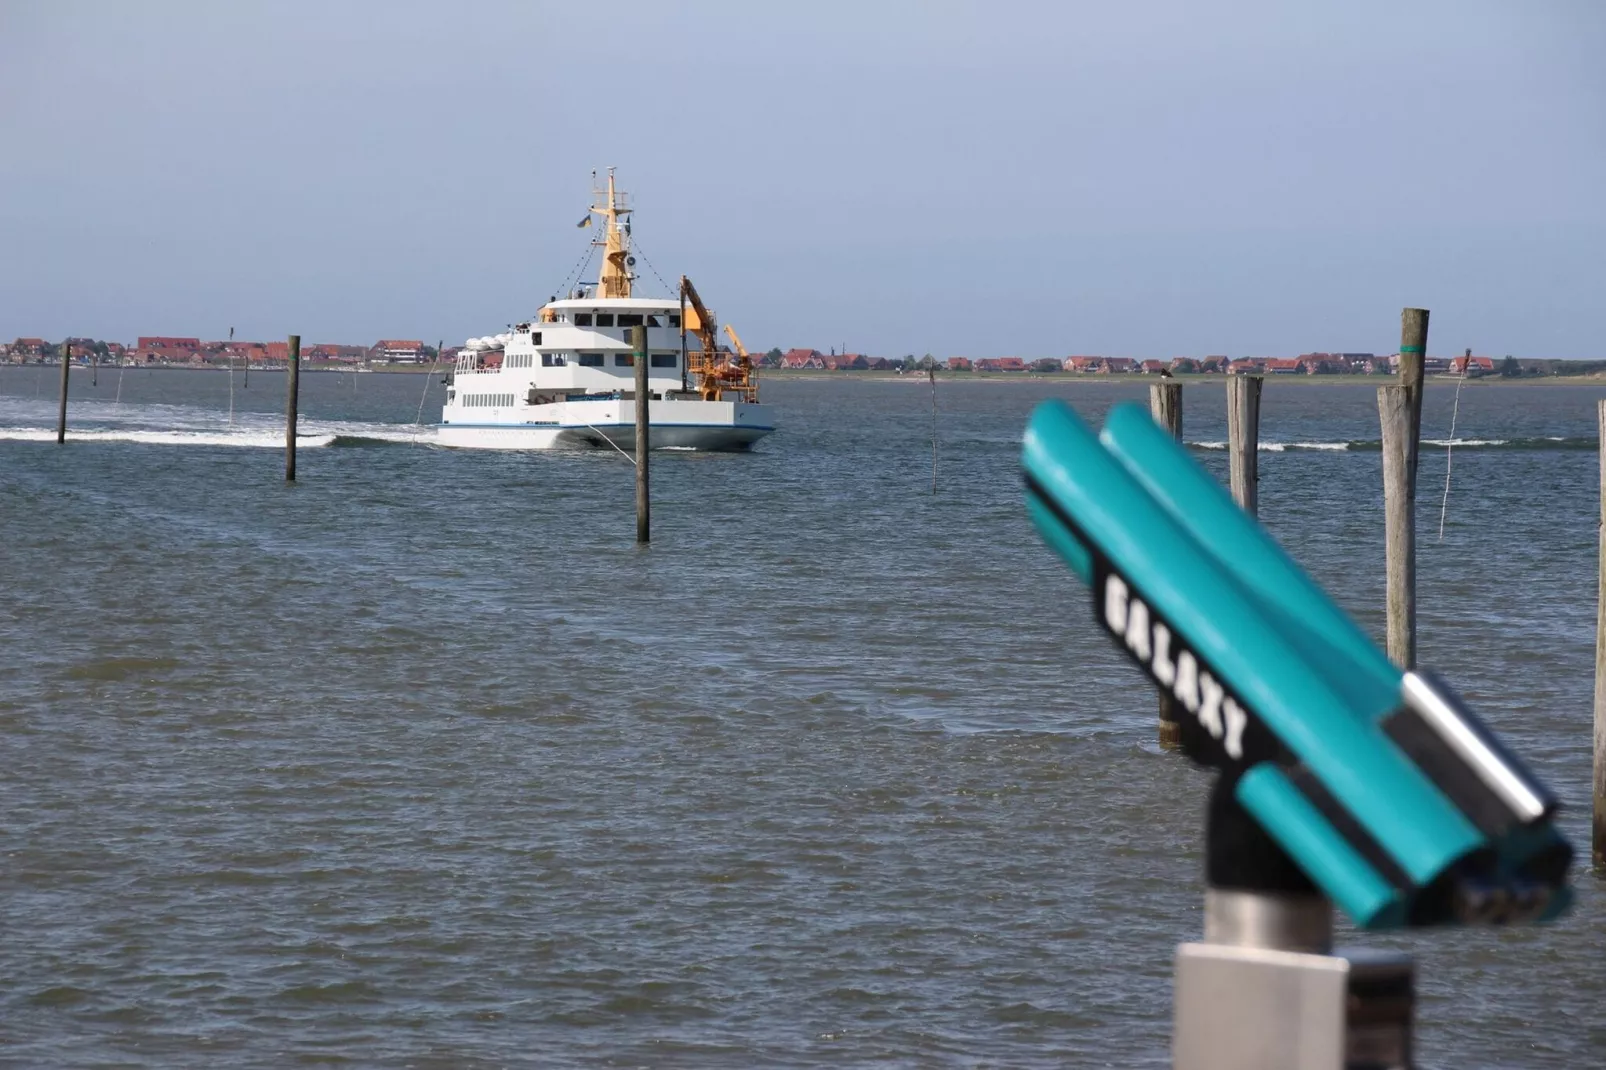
top-left (1400, 345), bottom-right (1424, 353)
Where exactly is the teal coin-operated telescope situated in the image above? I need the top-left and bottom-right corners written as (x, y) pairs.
top-left (1022, 399), bottom-right (1572, 1069)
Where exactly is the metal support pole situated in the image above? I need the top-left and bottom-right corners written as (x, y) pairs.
top-left (632, 324), bottom-right (650, 543)
top-left (285, 334), bottom-right (300, 482)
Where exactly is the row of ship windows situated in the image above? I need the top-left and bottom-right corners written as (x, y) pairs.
top-left (508, 353), bottom-right (678, 368)
top-left (463, 393), bottom-right (516, 407)
top-left (570, 313), bottom-right (680, 329)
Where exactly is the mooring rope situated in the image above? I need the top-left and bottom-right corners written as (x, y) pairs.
top-left (1437, 369), bottom-right (1468, 542)
top-left (583, 424), bottom-right (637, 465)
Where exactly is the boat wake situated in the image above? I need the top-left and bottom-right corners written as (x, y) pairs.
top-left (0, 398), bottom-right (437, 450)
top-left (1190, 436), bottom-right (1593, 452)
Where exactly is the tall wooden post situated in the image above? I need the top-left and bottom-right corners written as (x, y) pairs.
top-left (1594, 400), bottom-right (1606, 869)
top-left (1380, 309), bottom-right (1427, 668)
top-left (632, 324), bottom-right (650, 543)
top-left (1399, 309), bottom-right (1428, 487)
top-left (56, 340), bottom-right (70, 444)
top-left (285, 334), bottom-right (300, 482)
top-left (1151, 380), bottom-right (1185, 746)
top-left (1379, 387), bottom-right (1415, 668)
top-left (1227, 375), bottom-right (1261, 516)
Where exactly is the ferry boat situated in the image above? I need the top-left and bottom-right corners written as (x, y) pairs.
top-left (438, 170), bottom-right (774, 451)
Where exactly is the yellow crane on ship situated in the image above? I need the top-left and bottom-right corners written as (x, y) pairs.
top-left (679, 275), bottom-right (758, 403)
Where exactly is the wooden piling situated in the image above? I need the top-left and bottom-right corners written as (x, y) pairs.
top-left (632, 324), bottom-right (650, 543)
top-left (1378, 309), bottom-right (1428, 668)
top-left (56, 340), bottom-right (70, 444)
top-left (1151, 381), bottom-right (1185, 746)
top-left (1378, 386), bottom-right (1415, 668)
top-left (1399, 309), bottom-right (1428, 486)
top-left (1227, 374), bottom-right (1261, 516)
top-left (1594, 400), bottom-right (1606, 869)
top-left (285, 334), bottom-right (300, 482)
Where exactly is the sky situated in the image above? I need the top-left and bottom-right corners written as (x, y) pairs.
top-left (3, 0), bottom-right (1604, 358)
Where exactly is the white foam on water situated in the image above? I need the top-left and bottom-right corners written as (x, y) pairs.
top-left (0, 426), bottom-right (338, 448)
top-left (1190, 440), bottom-right (1350, 451)
top-left (0, 394), bottom-right (438, 449)
top-left (1424, 438), bottom-right (1509, 447)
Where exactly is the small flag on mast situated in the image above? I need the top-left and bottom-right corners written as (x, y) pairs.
top-left (576, 214), bottom-right (592, 228)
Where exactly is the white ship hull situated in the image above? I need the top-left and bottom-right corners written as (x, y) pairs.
top-left (437, 397), bottom-right (774, 452)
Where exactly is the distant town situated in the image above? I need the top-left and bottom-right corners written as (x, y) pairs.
top-left (4, 336), bottom-right (1599, 379)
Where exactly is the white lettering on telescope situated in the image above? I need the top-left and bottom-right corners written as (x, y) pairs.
top-left (1101, 571), bottom-right (1248, 762)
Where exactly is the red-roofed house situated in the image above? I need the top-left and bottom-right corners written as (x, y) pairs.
top-left (947, 357), bottom-right (973, 370)
top-left (1140, 360), bottom-right (1167, 374)
top-left (372, 339), bottom-right (426, 363)
top-left (1450, 355), bottom-right (1497, 377)
top-left (1101, 358), bottom-right (1135, 373)
top-left (780, 348), bottom-right (822, 369)
top-left (823, 353), bottom-right (867, 371)
top-left (1265, 358), bottom-right (1303, 374)
top-left (138, 336), bottom-right (200, 350)
top-left (1064, 356), bottom-right (1101, 372)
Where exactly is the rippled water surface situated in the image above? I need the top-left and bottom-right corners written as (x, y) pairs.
top-left (3, 367), bottom-right (1605, 1067)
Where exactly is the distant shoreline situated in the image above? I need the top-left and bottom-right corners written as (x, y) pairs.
top-left (12, 363), bottom-right (1605, 386)
top-left (758, 369), bottom-right (1606, 386)
top-left (5, 362), bottom-right (443, 375)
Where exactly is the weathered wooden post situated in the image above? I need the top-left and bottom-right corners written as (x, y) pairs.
top-left (285, 334), bottom-right (300, 482)
top-left (632, 324), bottom-right (650, 543)
top-left (1379, 308), bottom-right (1428, 668)
top-left (1151, 380), bottom-right (1185, 746)
top-left (1595, 400), bottom-right (1606, 869)
top-left (56, 340), bottom-right (70, 444)
top-left (1227, 374), bottom-right (1261, 515)
top-left (1400, 309), bottom-right (1428, 481)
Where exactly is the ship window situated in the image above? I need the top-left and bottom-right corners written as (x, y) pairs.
top-left (578, 353), bottom-right (604, 367)
top-left (669, 314), bottom-right (681, 328)
top-left (617, 314), bottom-right (643, 328)
top-left (651, 353), bottom-right (676, 368)
top-left (541, 353), bottom-right (555, 367)
top-left (531, 332), bottom-right (541, 345)
top-left (595, 313), bottom-right (615, 327)
top-left (615, 354), bottom-right (634, 367)
top-left (574, 313), bottom-right (593, 326)
top-left (647, 315), bottom-right (662, 327)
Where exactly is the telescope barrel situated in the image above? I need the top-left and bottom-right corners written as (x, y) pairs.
top-left (1022, 399), bottom-right (1572, 929)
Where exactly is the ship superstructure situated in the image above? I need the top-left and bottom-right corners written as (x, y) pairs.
top-left (438, 170), bottom-right (773, 451)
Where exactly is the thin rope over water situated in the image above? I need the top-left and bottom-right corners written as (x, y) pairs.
top-left (1438, 369), bottom-right (1468, 542)
top-left (415, 340), bottom-right (440, 427)
top-left (583, 424), bottom-right (637, 465)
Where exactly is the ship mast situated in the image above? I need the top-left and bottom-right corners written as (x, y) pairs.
top-left (589, 168), bottom-right (634, 298)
